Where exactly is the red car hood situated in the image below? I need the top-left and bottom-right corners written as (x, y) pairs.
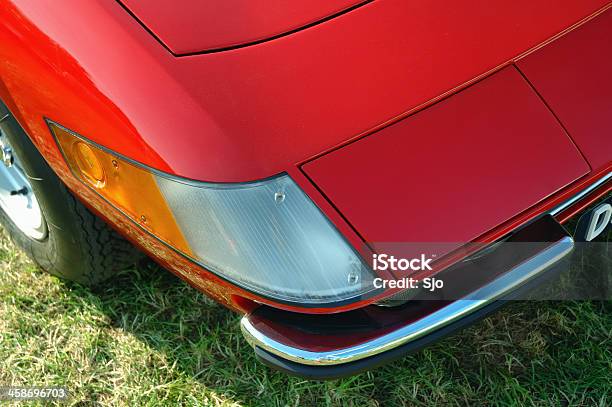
top-left (2, 0), bottom-right (608, 183)
top-left (303, 66), bottom-right (589, 254)
top-left (117, 0), bottom-right (366, 55)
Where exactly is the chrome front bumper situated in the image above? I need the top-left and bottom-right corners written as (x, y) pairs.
top-left (240, 173), bottom-right (610, 378)
top-left (242, 235), bottom-right (572, 366)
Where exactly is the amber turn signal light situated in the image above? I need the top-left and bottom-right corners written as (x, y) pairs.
top-left (73, 141), bottom-right (106, 187)
top-left (50, 122), bottom-right (193, 257)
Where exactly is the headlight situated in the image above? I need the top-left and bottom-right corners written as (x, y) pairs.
top-left (50, 122), bottom-right (376, 306)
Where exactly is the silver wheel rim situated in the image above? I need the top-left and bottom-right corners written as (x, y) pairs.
top-left (0, 126), bottom-right (47, 240)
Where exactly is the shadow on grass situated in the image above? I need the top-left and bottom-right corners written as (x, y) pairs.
top-left (68, 254), bottom-right (610, 406)
top-left (0, 221), bottom-right (609, 405)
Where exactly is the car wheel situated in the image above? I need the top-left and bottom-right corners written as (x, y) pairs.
top-left (0, 101), bottom-right (142, 286)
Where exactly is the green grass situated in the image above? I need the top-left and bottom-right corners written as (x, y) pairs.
top-left (0, 229), bottom-right (610, 406)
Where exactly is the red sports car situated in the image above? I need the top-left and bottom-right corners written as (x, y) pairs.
top-left (0, 0), bottom-right (610, 378)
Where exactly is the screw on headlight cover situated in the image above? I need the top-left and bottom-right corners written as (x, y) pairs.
top-left (274, 192), bottom-right (286, 203)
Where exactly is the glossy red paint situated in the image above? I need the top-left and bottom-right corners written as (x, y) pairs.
top-left (0, 0), bottom-right (608, 184)
top-left (517, 8), bottom-right (612, 171)
top-left (118, 0), bottom-right (367, 55)
top-left (303, 67), bottom-right (589, 257)
top-left (0, 0), bottom-right (610, 315)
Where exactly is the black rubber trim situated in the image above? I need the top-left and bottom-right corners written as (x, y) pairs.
top-left (252, 256), bottom-right (569, 380)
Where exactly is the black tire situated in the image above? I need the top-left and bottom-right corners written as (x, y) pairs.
top-left (0, 101), bottom-right (142, 286)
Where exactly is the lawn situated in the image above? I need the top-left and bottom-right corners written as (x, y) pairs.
top-left (0, 226), bottom-right (610, 406)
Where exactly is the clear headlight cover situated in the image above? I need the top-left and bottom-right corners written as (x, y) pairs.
top-left (157, 175), bottom-right (375, 304)
top-left (51, 122), bottom-right (376, 305)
